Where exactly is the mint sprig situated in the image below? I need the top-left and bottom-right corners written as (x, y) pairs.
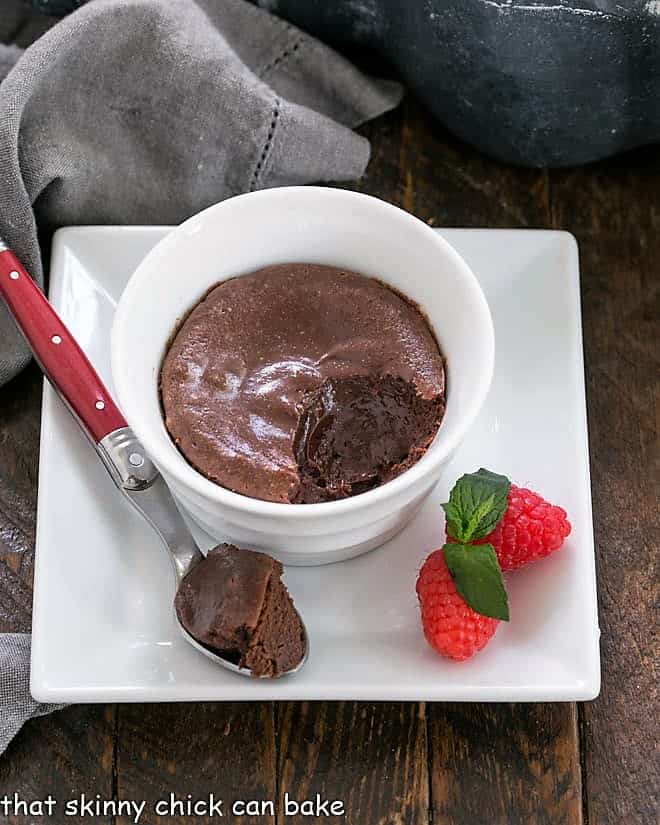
top-left (439, 468), bottom-right (512, 621)
top-left (442, 468), bottom-right (510, 543)
top-left (442, 542), bottom-right (509, 621)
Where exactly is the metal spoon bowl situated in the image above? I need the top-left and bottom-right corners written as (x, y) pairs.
top-left (178, 618), bottom-right (309, 678)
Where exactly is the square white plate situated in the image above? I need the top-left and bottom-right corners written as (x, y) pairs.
top-left (30, 227), bottom-right (600, 702)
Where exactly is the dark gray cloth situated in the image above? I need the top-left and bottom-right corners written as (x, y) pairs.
top-left (0, 634), bottom-right (64, 754)
top-left (0, 44), bottom-right (23, 80)
top-left (0, 0), bottom-right (400, 753)
top-left (0, 0), bottom-right (401, 384)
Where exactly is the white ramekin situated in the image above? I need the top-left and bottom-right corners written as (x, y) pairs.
top-left (111, 187), bottom-right (494, 565)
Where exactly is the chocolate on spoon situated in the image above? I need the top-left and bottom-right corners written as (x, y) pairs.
top-left (175, 544), bottom-right (307, 678)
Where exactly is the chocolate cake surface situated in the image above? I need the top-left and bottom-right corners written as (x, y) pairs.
top-left (293, 375), bottom-right (443, 503)
top-left (161, 263), bottom-right (445, 503)
top-left (174, 543), bottom-right (305, 677)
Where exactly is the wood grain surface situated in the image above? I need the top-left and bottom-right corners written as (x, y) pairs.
top-left (550, 149), bottom-right (660, 825)
top-left (277, 702), bottom-right (428, 825)
top-left (116, 704), bottom-right (276, 824)
top-left (428, 704), bottom-right (582, 825)
top-left (0, 77), bottom-right (658, 825)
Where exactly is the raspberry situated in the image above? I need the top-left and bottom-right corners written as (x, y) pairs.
top-left (416, 549), bottom-right (499, 661)
top-left (447, 484), bottom-right (571, 571)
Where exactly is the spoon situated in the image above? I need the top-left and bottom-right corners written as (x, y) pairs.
top-left (0, 237), bottom-right (308, 678)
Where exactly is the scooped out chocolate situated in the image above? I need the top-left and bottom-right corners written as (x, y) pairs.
top-left (292, 375), bottom-right (445, 503)
top-left (174, 544), bottom-right (305, 677)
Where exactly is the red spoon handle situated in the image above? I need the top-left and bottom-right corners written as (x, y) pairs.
top-left (0, 247), bottom-right (127, 444)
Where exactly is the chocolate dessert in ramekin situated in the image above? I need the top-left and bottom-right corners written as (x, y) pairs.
top-left (160, 263), bottom-right (445, 504)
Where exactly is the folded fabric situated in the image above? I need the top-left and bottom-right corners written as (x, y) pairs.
top-left (0, 0), bottom-right (401, 386)
top-left (0, 634), bottom-right (64, 754)
top-left (0, 0), bottom-right (401, 754)
top-left (0, 44), bottom-right (23, 81)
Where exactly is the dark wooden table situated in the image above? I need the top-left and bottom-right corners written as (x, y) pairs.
top-left (0, 33), bottom-right (658, 822)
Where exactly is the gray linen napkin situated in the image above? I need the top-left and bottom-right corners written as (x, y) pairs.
top-left (0, 0), bottom-right (401, 753)
top-left (0, 44), bottom-right (23, 80)
top-left (0, 635), bottom-right (64, 754)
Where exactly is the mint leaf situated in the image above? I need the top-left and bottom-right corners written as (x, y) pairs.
top-left (441, 468), bottom-right (510, 542)
top-left (442, 543), bottom-right (509, 621)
